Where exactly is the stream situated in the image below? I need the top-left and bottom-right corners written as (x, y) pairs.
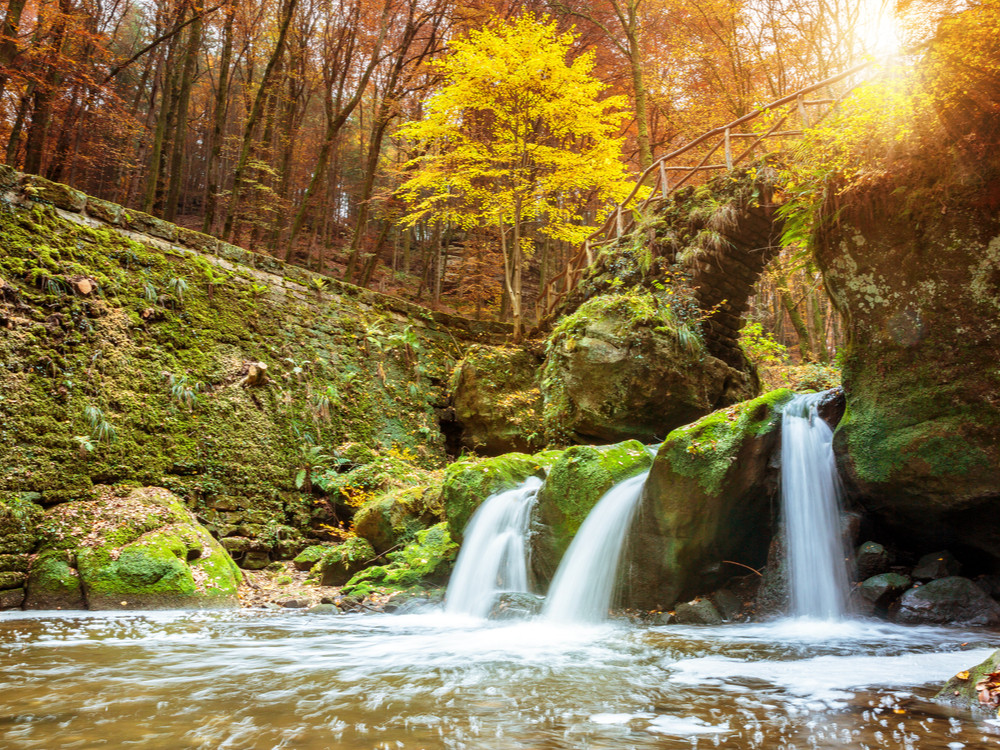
top-left (2, 609), bottom-right (998, 749)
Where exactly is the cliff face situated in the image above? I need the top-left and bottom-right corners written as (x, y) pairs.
top-left (814, 17), bottom-right (1000, 561)
top-left (0, 168), bottom-right (504, 554)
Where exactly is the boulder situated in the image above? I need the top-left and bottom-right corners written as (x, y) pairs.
top-left (911, 550), bottom-right (961, 581)
top-left (0, 587), bottom-right (25, 609)
top-left (0, 493), bottom-right (44, 556)
top-left (936, 649), bottom-right (1000, 716)
top-left (540, 293), bottom-right (757, 445)
top-left (489, 592), bottom-right (545, 620)
top-left (710, 588), bottom-right (744, 621)
top-left (855, 541), bottom-right (891, 580)
top-left (631, 389), bottom-right (794, 610)
top-left (674, 598), bottom-right (723, 625)
top-left (894, 577), bottom-right (1000, 626)
top-left (814, 26), bottom-right (1000, 564)
top-left (25, 487), bottom-right (242, 610)
top-left (352, 486), bottom-right (441, 554)
top-left (309, 537), bottom-right (375, 587)
top-left (858, 572), bottom-right (911, 609)
top-left (439, 452), bottom-right (554, 543)
top-left (531, 440), bottom-right (653, 585)
top-left (450, 344), bottom-right (545, 454)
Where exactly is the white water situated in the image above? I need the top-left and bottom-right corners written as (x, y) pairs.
top-left (444, 476), bottom-right (542, 618)
top-left (781, 392), bottom-right (852, 619)
top-left (543, 471), bottom-right (649, 624)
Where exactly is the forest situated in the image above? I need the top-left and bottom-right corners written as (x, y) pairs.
top-left (2, 0), bottom-right (1000, 747)
top-left (0, 0), bottom-right (961, 358)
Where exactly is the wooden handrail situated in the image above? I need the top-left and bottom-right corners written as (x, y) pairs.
top-left (535, 55), bottom-right (893, 323)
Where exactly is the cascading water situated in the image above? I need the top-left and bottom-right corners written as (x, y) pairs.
top-left (781, 392), bottom-right (851, 620)
top-left (444, 476), bottom-right (542, 618)
top-left (543, 471), bottom-right (649, 624)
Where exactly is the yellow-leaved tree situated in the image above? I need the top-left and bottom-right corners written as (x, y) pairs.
top-left (397, 14), bottom-right (632, 338)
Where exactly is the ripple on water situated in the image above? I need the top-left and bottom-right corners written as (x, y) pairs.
top-left (1, 610), bottom-right (999, 749)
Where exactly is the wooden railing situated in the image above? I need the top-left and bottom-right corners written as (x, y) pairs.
top-left (535, 57), bottom-right (884, 323)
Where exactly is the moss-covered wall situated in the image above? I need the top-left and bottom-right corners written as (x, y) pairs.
top-left (0, 168), bottom-right (508, 552)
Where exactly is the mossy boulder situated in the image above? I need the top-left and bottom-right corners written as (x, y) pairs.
top-left (449, 344), bottom-right (545, 455)
top-left (352, 486), bottom-right (442, 554)
top-left (629, 389), bottom-right (795, 610)
top-left (531, 440), bottom-right (653, 585)
top-left (341, 522), bottom-right (458, 597)
top-left (936, 649), bottom-right (1000, 716)
top-left (541, 294), bottom-right (756, 445)
top-left (813, 34), bottom-right (1000, 563)
top-left (440, 452), bottom-right (554, 542)
top-left (305, 537), bottom-right (375, 586)
top-left (25, 487), bottom-right (242, 610)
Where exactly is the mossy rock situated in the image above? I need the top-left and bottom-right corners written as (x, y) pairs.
top-left (308, 536), bottom-right (375, 586)
top-left (24, 549), bottom-right (86, 609)
top-left (531, 440), bottom-right (653, 585)
top-left (630, 389), bottom-right (795, 610)
top-left (352, 485), bottom-right (442, 554)
top-left (28, 487), bottom-right (242, 610)
top-left (0, 494), bottom-right (44, 550)
top-left (439, 452), bottom-right (553, 542)
top-left (450, 344), bottom-right (544, 455)
top-left (20, 174), bottom-right (86, 212)
top-left (541, 293), bottom-right (757, 445)
top-left (341, 522), bottom-right (458, 597)
top-left (812, 44), bottom-right (1000, 563)
top-left (936, 649), bottom-right (1000, 715)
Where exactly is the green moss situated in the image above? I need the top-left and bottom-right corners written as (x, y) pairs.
top-left (935, 649), bottom-right (1000, 715)
top-left (341, 522), bottom-right (457, 597)
top-left (439, 452), bottom-right (551, 540)
top-left (305, 536), bottom-right (376, 586)
top-left (24, 549), bottom-right (86, 609)
top-left (658, 388), bottom-right (795, 496)
top-left (536, 440), bottom-right (652, 543)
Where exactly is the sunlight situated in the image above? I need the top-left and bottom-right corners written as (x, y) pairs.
top-left (860, 0), bottom-right (904, 55)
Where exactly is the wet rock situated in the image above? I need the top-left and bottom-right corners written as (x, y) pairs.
top-left (280, 599), bottom-right (308, 609)
top-left (632, 389), bottom-right (793, 611)
top-left (674, 598), bottom-right (723, 625)
top-left (855, 542), bottom-right (891, 580)
top-left (858, 572), bottom-right (911, 609)
top-left (450, 344), bottom-right (545, 455)
top-left (0, 587), bottom-right (25, 610)
top-left (935, 648), bottom-right (1000, 716)
top-left (307, 603), bottom-right (340, 614)
top-left (313, 538), bottom-right (375, 587)
top-left (912, 550), bottom-right (961, 581)
top-left (540, 293), bottom-right (757, 445)
top-left (710, 589), bottom-right (744, 621)
top-left (489, 592), bottom-right (545, 620)
top-left (815, 387), bottom-right (845, 430)
top-left (894, 577), bottom-right (1000, 626)
top-left (647, 611), bottom-right (675, 626)
top-left (754, 531), bottom-right (788, 618)
top-left (531, 440), bottom-right (652, 583)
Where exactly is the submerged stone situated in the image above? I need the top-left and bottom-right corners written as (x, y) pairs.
top-left (489, 592), bottom-right (545, 620)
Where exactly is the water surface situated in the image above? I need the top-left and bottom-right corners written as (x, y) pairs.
top-left (1, 610), bottom-right (998, 749)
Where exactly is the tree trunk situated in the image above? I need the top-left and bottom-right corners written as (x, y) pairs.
top-left (0, 0), bottom-right (28, 106)
top-left (164, 14), bottom-right (203, 222)
top-left (202, 4), bottom-right (234, 234)
top-left (223, 0), bottom-right (299, 240)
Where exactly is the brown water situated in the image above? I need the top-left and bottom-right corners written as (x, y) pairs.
top-left (1, 609), bottom-right (998, 749)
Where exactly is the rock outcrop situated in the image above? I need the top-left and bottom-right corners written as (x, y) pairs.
top-left (541, 294), bottom-right (757, 445)
top-left (814, 21), bottom-right (1000, 563)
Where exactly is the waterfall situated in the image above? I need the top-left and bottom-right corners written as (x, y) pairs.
top-left (781, 392), bottom-right (851, 620)
top-left (543, 472), bottom-right (649, 624)
top-left (444, 477), bottom-right (542, 618)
